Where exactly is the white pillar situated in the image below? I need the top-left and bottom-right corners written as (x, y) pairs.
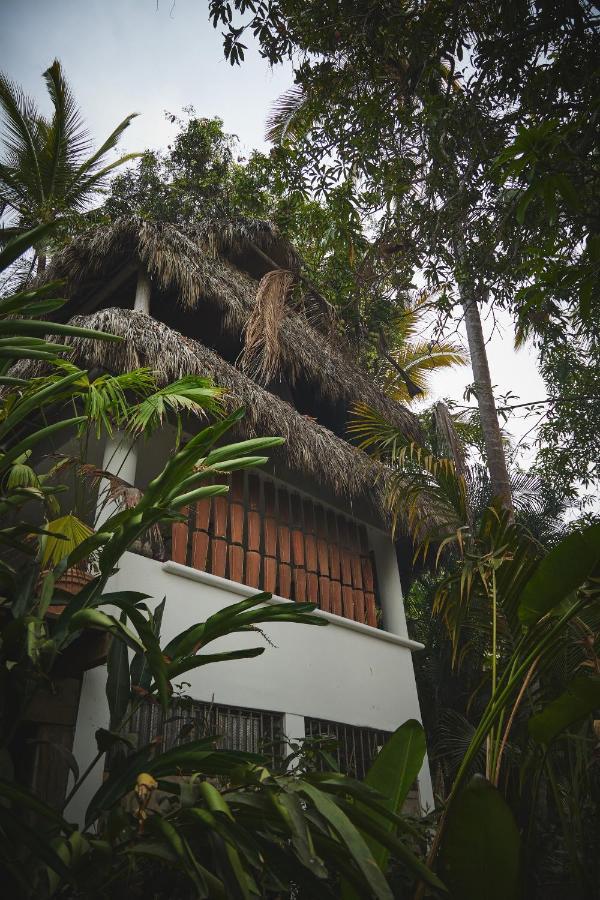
top-left (367, 528), bottom-right (408, 637)
top-left (134, 266), bottom-right (151, 314)
top-left (95, 431), bottom-right (138, 529)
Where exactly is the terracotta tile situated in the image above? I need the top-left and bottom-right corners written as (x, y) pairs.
top-left (247, 510), bottom-right (261, 551)
top-left (307, 571), bottom-right (319, 603)
top-left (353, 589), bottom-right (366, 624)
top-left (366, 593), bottom-right (377, 628)
top-left (328, 544), bottom-right (341, 581)
top-left (213, 496), bottom-right (228, 537)
top-left (210, 538), bottom-right (227, 577)
top-left (191, 530), bottom-right (209, 571)
top-left (246, 550), bottom-right (261, 588)
top-left (171, 522), bottom-right (188, 564)
top-left (230, 502), bottom-right (244, 545)
top-left (342, 585), bottom-right (355, 619)
top-left (291, 529), bottom-right (305, 566)
top-left (329, 581), bottom-right (342, 616)
top-left (278, 563), bottom-right (292, 599)
top-left (317, 537), bottom-right (329, 576)
top-left (293, 567), bottom-right (307, 602)
top-left (350, 554), bottom-right (363, 589)
top-left (278, 524), bottom-right (291, 563)
top-left (264, 556), bottom-right (277, 593)
top-left (361, 556), bottom-right (375, 592)
top-left (305, 534), bottom-right (318, 572)
top-left (340, 549), bottom-right (353, 586)
top-left (195, 498), bottom-right (211, 531)
top-left (228, 543), bottom-right (245, 583)
top-left (318, 576), bottom-right (331, 612)
top-left (264, 517), bottom-right (277, 556)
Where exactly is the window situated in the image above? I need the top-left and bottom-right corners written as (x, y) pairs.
top-left (127, 698), bottom-right (285, 768)
top-left (304, 717), bottom-right (392, 780)
top-left (168, 470), bottom-right (381, 627)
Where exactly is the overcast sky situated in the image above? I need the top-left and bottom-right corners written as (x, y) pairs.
top-left (1, 0), bottom-right (547, 459)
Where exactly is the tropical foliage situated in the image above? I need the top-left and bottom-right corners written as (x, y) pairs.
top-left (0, 59), bottom-right (138, 268)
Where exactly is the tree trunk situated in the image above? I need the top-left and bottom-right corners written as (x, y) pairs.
top-left (36, 252), bottom-right (46, 275)
top-left (461, 291), bottom-right (513, 512)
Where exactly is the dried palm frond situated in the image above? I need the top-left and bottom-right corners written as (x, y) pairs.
top-left (239, 269), bottom-right (295, 384)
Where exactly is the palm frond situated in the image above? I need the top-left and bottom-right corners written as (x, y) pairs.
top-left (69, 113), bottom-right (139, 184)
top-left (265, 85), bottom-right (307, 144)
top-left (127, 376), bottom-right (224, 435)
top-left (0, 70), bottom-right (43, 202)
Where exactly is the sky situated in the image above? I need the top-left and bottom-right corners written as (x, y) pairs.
top-left (1, 0), bottom-right (547, 459)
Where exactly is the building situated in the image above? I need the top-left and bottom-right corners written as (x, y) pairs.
top-left (32, 217), bottom-right (433, 821)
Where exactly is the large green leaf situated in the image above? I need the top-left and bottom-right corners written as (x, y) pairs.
top-left (518, 523), bottom-right (600, 626)
top-left (529, 676), bottom-right (600, 744)
top-left (293, 781), bottom-right (394, 900)
top-left (438, 776), bottom-right (521, 900)
top-left (341, 719), bottom-right (426, 898)
top-left (105, 611), bottom-right (131, 731)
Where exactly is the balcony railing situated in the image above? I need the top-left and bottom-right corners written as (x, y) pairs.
top-left (169, 471), bottom-right (381, 627)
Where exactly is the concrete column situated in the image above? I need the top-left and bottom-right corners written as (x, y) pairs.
top-left (134, 266), bottom-right (151, 314)
top-left (283, 712), bottom-right (306, 770)
top-left (95, 431), bottom-right (138, 529)
top-left (367, 527), bottom-right (408, 637)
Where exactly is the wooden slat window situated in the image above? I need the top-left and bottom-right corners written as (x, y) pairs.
top-left (169, 472), bottom-right (382, 628)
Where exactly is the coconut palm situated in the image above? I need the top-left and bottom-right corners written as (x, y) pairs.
top-left (380, 293), bottom-right (467, 403)
top-left (0, 59), bottom-right (139, 269)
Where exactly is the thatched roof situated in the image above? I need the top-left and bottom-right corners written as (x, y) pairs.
top-left (41, 218), bottom-right (419, 442)
top-left (38, 307), bottom-right (391, 516)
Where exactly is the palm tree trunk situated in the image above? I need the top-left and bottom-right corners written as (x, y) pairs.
top-left (36, 252), bottom-right (46, 275)
top-left (461, 291), bottom-right (513, 512)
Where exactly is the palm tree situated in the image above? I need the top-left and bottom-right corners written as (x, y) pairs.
top-left (0, 59), bottom-right (139, 270)
top-left (379, 293), bottom-right (467, 403)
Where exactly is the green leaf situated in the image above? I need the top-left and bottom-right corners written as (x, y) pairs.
top-left (105, 611), bottom-right (131, 730)
top-left (438, 776), bottom-right (520, 900)
top-left (293, 781), bottom-right (394, 900)
top-left (529, 676), bottom-right (600, 744)
top-left (518, 523), bottom-right (600, 625)
top-left (359, 719), bottom-right (426, 873)
top-left (68, 608), bottom-right (145, 653)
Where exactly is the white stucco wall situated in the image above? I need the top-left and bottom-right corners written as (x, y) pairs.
top-left (67, 548), bottom-right (433, 825)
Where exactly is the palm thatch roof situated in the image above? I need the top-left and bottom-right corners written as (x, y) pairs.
top-left (41, 217), bottom-right (419, 441)
top-left (32, 307), bottom-right (391, 517)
